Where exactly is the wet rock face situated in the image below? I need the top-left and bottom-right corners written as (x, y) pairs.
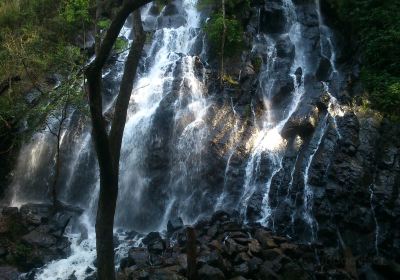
top-left (281, 104), bottom-right (320, 139)
top-left (0, 204), bottom-right (82, 272)
top-left (157, 2), bottom-right (187, 29)
top-left (260, 0), bottom-right (288, 34)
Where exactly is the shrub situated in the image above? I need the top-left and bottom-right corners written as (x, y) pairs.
top-left (204, 13), bottom-right (244, 58)
top-left (328, 0), bottom-right (400, 118)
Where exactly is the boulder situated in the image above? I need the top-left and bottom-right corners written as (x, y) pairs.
top-left (198, 264), bottom-right (226, 280)
top-left (255, 229), bottom-right (276, 249)
top-left (142, 232), bottom-right (162, 246)
top-left (163, 4), bottom-right (179, 16)
top-left (22, 227), bottom-right (57, 248)
top-left (233, 262), bottom-right (249, 276)
top-left (167, 217), bottom-right (184, 233)
top-left (316, 56), bottom-right (332, 82)
top-left (127, 248), bottom-right (150, 266)
top-left (281, 105), bottom-right (320, 139)
top-left (0, 266), bottom-right (20, 280)
top-left (276, 36), bottom-right (295, 60)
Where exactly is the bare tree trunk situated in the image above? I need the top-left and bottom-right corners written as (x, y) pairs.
top-left (52, 133), bottom-right (61, 207)
top-left (50, 98), bottom-right (69, 209)
top-left (220, 0), bottom-right (226, 85)
top-left (85, 1), bottom-right (151, 279)
top-left (186, 227), bottom-right (197, 280)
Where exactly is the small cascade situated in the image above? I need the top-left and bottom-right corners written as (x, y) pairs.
top-left (9, 107), bottom-right (81, 206)
top-left (285, 137), bottom-right (302, 197)
top-left (369, 184), bottom-right (380, 256)
top-left (323, 82), bottom-right (344, 139)
top-left (316, 0), bottom-right (345, 122)
top-left (238, 35), bottom-right (279, 218)
top-left (215, 98), bottom-right (241, 211)
top-left (107, 0), bottom-right (205, 230)
top-left (165, 55), bottom-right (208, 225)
top-left (34, 234), bottom-right (97, 280)
top-left (241, 0), bottom-right (308, 226)
top-left (256, 7), bottom-right (261, 35)
top-left (302, 114), bottom-right (329, 241)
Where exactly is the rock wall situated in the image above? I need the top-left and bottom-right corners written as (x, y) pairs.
top-left (0, 204), bottom-right (82, 276)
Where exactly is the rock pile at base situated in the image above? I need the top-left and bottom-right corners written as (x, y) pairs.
top-left (118, 211), bottom-right (400, 280)
top-left (0, 203), bottom-right (82, 277)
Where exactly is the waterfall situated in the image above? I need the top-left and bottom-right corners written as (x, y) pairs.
top-left (369, 184), bottom-right (380, 256)
top-left (5, 0), bottom-right (357, 277)
top-left (302, 114), bottom-right (329, 241)
top-left (30, 1), bottom-right (206, 278)
top-left (215, 98), bottom-right (241, 211)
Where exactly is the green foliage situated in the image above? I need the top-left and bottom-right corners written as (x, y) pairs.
top-left (8, 220), bottom-right (28, 240)
top-left (8, 242), bottom-right (33, 265)
top-left (63, 0), bottom-right (90, 24)
top-left (328, 0), bottom-right (400, 117)
top-left (14, 243), bottom-right (32, 258)
top-left (114, 37), bottom-right (129, 53)
top-left (0, 1), bottom-right (21, 27)
top-left (362, 70), bottom-right (400, 117)
top-left (251, 56), bottom-right (262, 73)
top-left (97, 18), bottom-right (111, 30)
top-left (225, 0), bottom-right (250, 16)
top-left (222, 74), bottom-right (239, 85)
top-left (244, 104), bottom-right (252, 120)
top-left (204, 14), bottom-right (244, 57)
top-left (198, 0), bottom-right (250, 64)
top-left (197, 0), bottom-right (250, 15)
top-left (0, 0), bottom-right (91, 145)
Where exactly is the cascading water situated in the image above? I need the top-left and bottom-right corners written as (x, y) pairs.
top-left (5, 0), bottom-right (356, 277)
top-left (302, 114), bottom-right (329, 240)
top-left (215, 98), bottom-right (241, 211)
top-left (369, 184), bottom-right (380, 256)
top-left (239, 0), bottom-right (307, 226)
top-left (16, 1), bottom-right (206, 279)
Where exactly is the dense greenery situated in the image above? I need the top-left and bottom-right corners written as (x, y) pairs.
top-left (328, 0), bottom-right (400, 118)
top-left (199, 0), bottom-right (249, 59)
top-left (0, 0), bottom-right (91, 140)
top-left (204, 14), bottom-right (244, 58)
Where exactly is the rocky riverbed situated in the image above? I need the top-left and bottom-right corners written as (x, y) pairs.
top-left (0, 204), bottom-right (82, 279)
top-left (117, 211), bottom-right (400, 280)
top-left (1, 207), bottom-right (400, 279)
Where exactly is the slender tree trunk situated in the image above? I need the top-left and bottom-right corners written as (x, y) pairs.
top-left (186, 227), bottom-right (197, 280)
top-left (50, 99), bottom-right (69, 209)
top-left (52, 133), bottom-right (61, 208)
top-left (85, 1), bottom-right (151, 279)
top-left (95, 0), bottom-right (103, 56)
top-left (86, 63), bottom-right (118, 280)
top-left (220, 0), bottom-right (226, 85)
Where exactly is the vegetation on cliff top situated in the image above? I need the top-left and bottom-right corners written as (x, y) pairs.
top-left (199, 0), bottom-right (249, 82)
top-left (328, 0), bottom-right (400, 118)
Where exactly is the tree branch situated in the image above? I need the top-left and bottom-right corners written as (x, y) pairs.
top-left (45, 122), bottom-right (58, 137)
top-left (92, 0), bottom-right (152, 71)
top-left (109, 9), bottom-right (146, 170)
